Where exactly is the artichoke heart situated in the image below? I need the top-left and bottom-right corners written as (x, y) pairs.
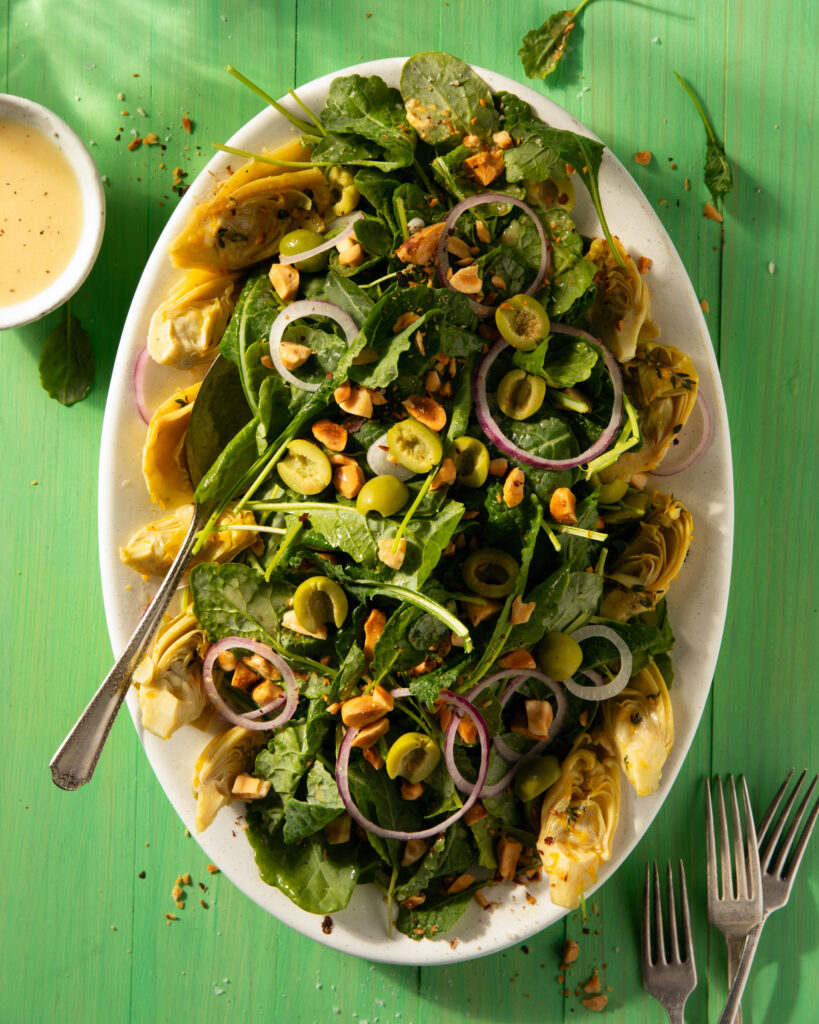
top-left (537, 730), bottom-right (620, 909)
top-left (600, 491), bottom-right (693, 621)
top-left (120, 504), bottom-right (258, 577)
top-left (584, 237), bottom-right (659, 363)
top-left (193, 726), bottom-right (267, 832)
top-left (142, 381), bottom-right (201, 509)
top-left (610, 340), bottom-right (699, 479)
top-left (147, 269), bottom-right (237, 369)
top-left (133, 606), bottom-right (207, 740)
top-left (168, 147), bottom-right (332, 272)
top-left (601, 662), bottom-right (674, 796)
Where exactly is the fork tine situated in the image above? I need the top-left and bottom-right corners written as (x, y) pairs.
top-left (773, 774), bottom-right (819, 878)
top-left (642, 862), bottom-right (653, 970)
top-left (665, 860), bottom-right (680, 963)
top-left (740, 775), bottom-right (762, 900)
top-left (706, 781), bottom-right (718, 904)
top-left (729, 775), bottom-right (749, 899)
top-left (678, 859), bottom-right (694, 968)
top-left (716, 775), bottom-right (734, 899)
top-left (653, 860), bottom-right (667, 964)
top-left (761, 770), bottom-right (806, 871)
top-left (757, 767), bottom-right (795, 844)
top-left (781, 786), bottom-right (819, 882)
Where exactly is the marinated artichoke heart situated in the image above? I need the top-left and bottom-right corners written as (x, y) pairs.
top-left (193, 726), bottom-right (267, 832)
top-left (609, 340), bottom-right (699, 479)
top-left (142, 381), bottom-right (200, 509)
top-left (120, 504), bottom-right (258, 577)
top-left (168, 140), bottom-right (332, 272)
top-left (147, 269), bottom-right (237, 368)
top-left (584, 237), bottom-right (659, 363)
top-left (132, 606), bottom-right (207, 740)
top-left (537, 730), bottom-right (620, 909)
top-left (600, 662), bottom-right (674, 796)
top-left (600, 491), bottom-right (693, 621)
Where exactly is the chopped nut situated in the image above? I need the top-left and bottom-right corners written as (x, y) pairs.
top-left (395, 221), bottom-right (446, 266)
top-left (144, 132), bottom-right (160, 146)
top-left (583, 970), bottom-right (602, 994)
top-left (503, 467), bottom-right (525, 508)
top-left (424, 370), bottom-right (442, 395)
top-left (336, 235), bottom-right (364, 267)
top-left (524, 699), bottom-right (554, 740)
top-left (282, 609), bottom-right (327, 640)
top-left (457, 715), bottom-right (478, 745)
top-left (449, 264), bottom-right (483, 294)
top-left (206, 864), bottom-right (219, 875)
top-left (464, 803), bottom-right (488, 826)
top-left (268, 263), bottom-right (300, 301)
top-left (562, 938), bottom-right (580, 964)
top-left (462, 133), bottom-right (481, 148)
top-left (363, 608), bottom-right (387, 662)
top-left (634, 150), bottom-right (652, 165)
top-left (497, 836), bottom-right (524, 881)
top-left (172, 885), bottom-right (184, 900)
top-left (216, 650), bottom-right (238, 671)
top-left (362, 745), bottom-right (384, 770)
top-left (498, 649), bottom-right (537, 671)
top-left (581, 995), bottom-right (608, 1012)
top-left (446, 235), bottom-right (473, 259)
top-left (446, 873), bottom-right (476, 894)
top-left (490, 274), bottom-right (507, 291)
top-left (492, 130), bottom-right (513, 150)
top-left (231, 661), bottom-right (260, 690)
top-left (311, 419), bottom-right (348, 451)
top-left (334, 382), bottom-right (373, 418)
top-left (244, 654), bottom-right (280, 680)
top-left (488, 457), bottom-right (508, 477)
top-left (341, 685), bottom-right (394, 728)
top-left (231, 774), bottom-right (271, 799)
top-left (430, 457), bottom-right (456, 492)
top-left (510, 595), bottom-right (536, 625)
top-left (402, 393), bottom-right (447, 431)
top-left (464, 149), bottom-right (504, 186)
top-left (393, 311), bottom-right (421, 333)
top-left (549, 486), bottom-right (577, 524)
top-left (401, 839), bottom-right (429, 867)
top-left (704, 201), bottom-right (724, 223)
top-left (251, 678), bottom-right (284, 707)
top-left (333, 460), bottom-right (365, 499)
top-left (377, 536), bottom-right (407, 570)
top-left (637, 255), bottom-right (653, 274)
top-left (474, 891), bottom-right (489, 909)
top-left (401, 780), bottom-right (425, 800)
top-left (325, 812), bottom-right (352, 845)
top-left (475, 220), bottom-right (491, 244)
top-left (351, 717), bottom-right (391, 749)
top-left (465, 598), bottom-right (502, 627)
top-left (400, 894), bottom-right (426, 909)
top-left (279, 341), bottom-right (312, 370)
top-left (700, 299), bottom-right (710, 313)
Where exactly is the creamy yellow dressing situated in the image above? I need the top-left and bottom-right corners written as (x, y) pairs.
top-left (0, 118), bottom-right (84, 306)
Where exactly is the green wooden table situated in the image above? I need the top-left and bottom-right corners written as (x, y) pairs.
top-left (3, 1), bottom-right (817, 1020)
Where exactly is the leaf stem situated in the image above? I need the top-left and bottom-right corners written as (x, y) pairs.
top-left (213, 142), bottom-right (331, 168)
top-left (287, 88), bottom-right (325, 136)
top-left (391, 471), bottom-right (434, 553)
top-left (356, 584), bottom-right (472, 651)
top-left (673, 72), bottom-right (717, 144)
top-left (264, 518), bottom-right (303, 581)
top-left (226, 65), bottom-right (315, 135)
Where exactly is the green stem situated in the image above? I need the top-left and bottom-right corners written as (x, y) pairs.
top-left (391, 472), bottom-right (434, 553)
top-left (212, 524), bottom-right (287, 534)
top-left (357, 584), bottom-right (472, 651)
top-left (412, 159), bottom-right (435, 194)
top-left (395, 196), bottom-right (410, 242)
top-left (246, 501), bottom-right (346, 514)
top-left (237, 275), bottom-right (265, 416)
top-left (551, 522), bottom-right (608, 542)
top-left (264, 518), bottom-right (303, 581)
top-left (361, 271), bottom-right (400, 289)
top-left (214, 142), bottom-right (330, 168)
top-left (287, 88), bottom-right (326, 136)
top-left (226, 65), bottom-right (315, 135)
top-left (673, 72), bottom-right (718, 145)
top-left (572, 0), bottom-right (593, 15)
top-left (540, 521), bottom-right (563, 551)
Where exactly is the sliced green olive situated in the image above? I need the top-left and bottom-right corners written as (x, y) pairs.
top-left (385, 732), bottom-right (441, 783)
top-left (536, 631), bottom-right (583, 682)
top-left (597, 478), bottom-right (629, 504)
top-left (447, 437), bottom-right (490, 488)
top-left (355, 474), bottom-right (409, 517)
top-left (387, 419), bottom-right (443, 473)
top-left (279, 228), bottom-right (329, 273)
top-left (277, 439), bottom-right (332, 495)
top-left (494, 294), bottom-right (550, 351)
top-left (497, 369), bottom-right (546, 421)
top-left (462, 548), bottom-right (520, 598)
top-left (514, 755), bottom-right (561, 802)
top-left (293, 576), bottom-right (348, 633)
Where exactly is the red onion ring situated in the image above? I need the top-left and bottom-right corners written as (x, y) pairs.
top-left (268, 299), bottom-right (359, 392)
top-left (436, 194), bottom-right (550, 317)
top-left (133, 346), bottom-right (151, 425)
top-left (277, 211), bottom-right (364, 266)
top-left (651, 390), bottom-right (713, 477)
top-left (335, 689), bottom-right (489, 841)
top-left (473, 323), bottom-right (623, 469)
top-left (202, 636), bottom-right (298, 731)
top-left (562, 624), bottom-right (633, 701)
top-left (445, 670), bottom-right (568, 798)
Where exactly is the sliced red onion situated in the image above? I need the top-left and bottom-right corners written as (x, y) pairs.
top-left (436, 194), bottom-right (550, 317)
top-left (563, 624), bottom-right (633, 701)
top-left (651, 391), bottom-right (713, 477)
top-left (134, 346), bottom-right (151, 424)
top-left (202, 636), bottom-right (298, 731)
top-left (366, 432), bottom-right (417, 481)
top-left (269, 299), bottom-right (359, 392)
top-left (277, 211), bottom-right (365, 266)
top-left (473, 323), bottom-right (623, 470)
top-left (446, 670), bottom-right (568, 798)
top-left (335, 689), bottom-right (489, 841)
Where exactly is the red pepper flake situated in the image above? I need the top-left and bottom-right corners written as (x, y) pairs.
top-left (634, 150), bottom-right (652, 166)
top-left (127, 137), bottom-right (142, 151)
top-left (704, 201), bottom-right (724, 222)
top-left (182, 115), bottom-right (193, 133)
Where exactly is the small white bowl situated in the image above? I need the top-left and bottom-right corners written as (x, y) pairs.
top-left (0, 94), bottom-right (106, 330)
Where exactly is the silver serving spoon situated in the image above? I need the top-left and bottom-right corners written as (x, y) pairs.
top-left (50, 355), bottom-right (252, 790)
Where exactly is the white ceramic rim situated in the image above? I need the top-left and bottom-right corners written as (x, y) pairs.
top-left (98, 57), bottom-right (733, 965)
top-left (0, 94), bottom-right (106, 330)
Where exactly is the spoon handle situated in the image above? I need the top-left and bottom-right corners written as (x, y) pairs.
top-left (49, 504), bottom-right (208, 790)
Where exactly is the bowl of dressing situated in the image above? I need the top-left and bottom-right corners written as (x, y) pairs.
top-left (0, 94), bottom-right (106, 330)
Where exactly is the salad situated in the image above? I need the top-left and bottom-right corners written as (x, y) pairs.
top-left (122, 52), bottom-right (703, 941)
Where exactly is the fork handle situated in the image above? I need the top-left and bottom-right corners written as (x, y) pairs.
top-left (718, 923), bottom-right (764, 1024)
top-left (726, 938), bottom-right (744, 1024)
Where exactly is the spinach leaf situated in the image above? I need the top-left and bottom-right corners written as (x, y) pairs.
top-left (495, 90), bottom-right (536, 126)
top-left (492, 410), bottom-right (577, 502)
top-left (255, 721), bottom-right (312, 798)
top-left (353, 168), bottom-right (402, 230)
top-left (38, 304), bottom-right (94, 406)
top-left (190, 562), bottom-right (289, 643)
top-left (580, 599), bottom-right (675, 674)
top-left (409, 658), bottom-right (468, 709)
top-left (518, 0), bottom-right (592, 80)
top-left (396, 880), bottom-right (483, 940)
top-left (346, 759), bottom-right (421, 867)
top-left (311, 131), bottom-right (394, 169)
top-left (298, 505), bottom-right (378, 562)
top-left (674, 72), bottom-right (734, 208)
top-left (320, 74), bottom-right (416, 170)
top-left (513, 335), bottom-right (598, 388)
top-left (505, 565), bottom-right (602, 649)
top-left (395, 825), bottom-right (473, 901)
top-left (400, 52), bottom-right (498, 149)
top-left (349, 307), bottom-right (440, 389)
top-left (282, 761), bottom-right (346, 843)
top-left (193, 416), bottom-right (261, 503)
top-left (362, 501), bottom-right (465, 590)
top-left (353, 216), bottom-right (394, 257)
top-left (321, 269), bottom-right (374, 327)
top-left (370, 602), bottom-right (427, 683)
top-left (219, 272), bottom-right (278, 370)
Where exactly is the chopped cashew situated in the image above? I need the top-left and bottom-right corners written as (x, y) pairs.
top-left (503, 467), bottom-right (525, 508)
top-left (393, 311), bottom-right (421, 333)
top-left (351, 717), bottom-right (391, 748)
top-left (231, 774), bottom-right (271, 799)
top-left (401, 839), bottom-right (428, 867)
top-left (475, 219), bottom-right (491, 244)
top-left (466, 598), bottom-right (502, 627)
top-left (336, 234), bottom-right (365, 267)
top-left (402, 393), bottom-right (447, 431)
top-left (446, 873), bottom-right (476, 894)
top-left (446, 235), bottom-right (472, 259)
top-left (464, 150), bottom-right (504, 186)
top-left (549, 486), bottom-right (578, 524)
top-left (488, 457), bottom-right (508, 476)
top-left (268, 263), bottom-right (299, 301)
top-left (401, 780), bottom-right (424, 801)
top-left (510, 595), bottom-right (536, 625)
top-left (449, 265), bottom-right (483, 294)
top-left (341, 684), bottom-right (394, 727)
top-left (244, 654), bottom-right (280, 680)
top-left (311, 419), bottom-right (348, 451)
top-left (332, 461), bottom-right (365, 499)
top-left (395, 221), bottom-right (446, 266)
top-left (325, 812), bottom-right (352, 844)
top-left (430, 457), bottom-right (456, 491)
top-left (363, 608), bottom-right (387, 662)
top-left (377, 536), bottom-right (407, 569)
top-left (492, 130), bottom-right (513, 150)
top-left (524, 699), bottom-right (554, 740)
top-left (334, 381), bottom-right (373, 418)
top-left (498, 649), bottom-right (537, 670)
top-left (251, 679), bottom-right (284, 706)
top-left (232, 661), bottom-right (259, 690)
top-left (497, 836), bottom-right (524, 880)
top-left (282, 609), bottom-right (327, 640)
top-left (279, 341), bottom-right (312, 371)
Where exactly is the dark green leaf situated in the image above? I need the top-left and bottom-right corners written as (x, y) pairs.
top-left (282, 761), bottom-right (346, 843)
top-left (190, 562), bottom-right (289, 643)
top-left (400, 52), bottom-right (498, 149)
top-left (674, 72), bottom-right (733, 207)
top-left (346, 759), bottom-right (421, 867)
top-left (519, 3), bottom-right (590, 80)
top-left (38, 306), bottom-right (94, 406)
top-left (320, 74), bottom-right (416, 169)
top-left (395, 825), bottom-right (473, 901)
top-left (396, 880), bottom-right (483, 940)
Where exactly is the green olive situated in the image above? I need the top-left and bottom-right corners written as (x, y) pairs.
top-left (277, 439), bottom-right (332, 495)
top-left (387, 419), bottom-right (443, 473)
top-left (328, 166), bottom-right (360, 217)
top-left (293, 576), bottom-right (348, 634)
top-left (447, 437), bottom-right (489, 488)
top-left (385, 732), bottom-right (441, 783)
top-left (279, 229), bottom-right (329, 273)
top-left (598, 478), bottom-right (629, 504)
top-left (513, 755), bottom-right (561, 802)
top-left (536, 631), bottom-right (583, 682)
top-left (494, 294), bottom-right (550, 351)
top-left (462, 548), bottom-right (520, 598)
top-left (497, 369), bottom-right (546, 420)
top-left (355, 474), bottom-right (409, 517)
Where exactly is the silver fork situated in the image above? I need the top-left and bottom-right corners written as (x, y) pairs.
top-left (642, 860), bottom-right (697, 1024)
top-left (718, 769), bottom-right (819, 1024)
top-left (706, 775), bottom-right (763, 1024)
